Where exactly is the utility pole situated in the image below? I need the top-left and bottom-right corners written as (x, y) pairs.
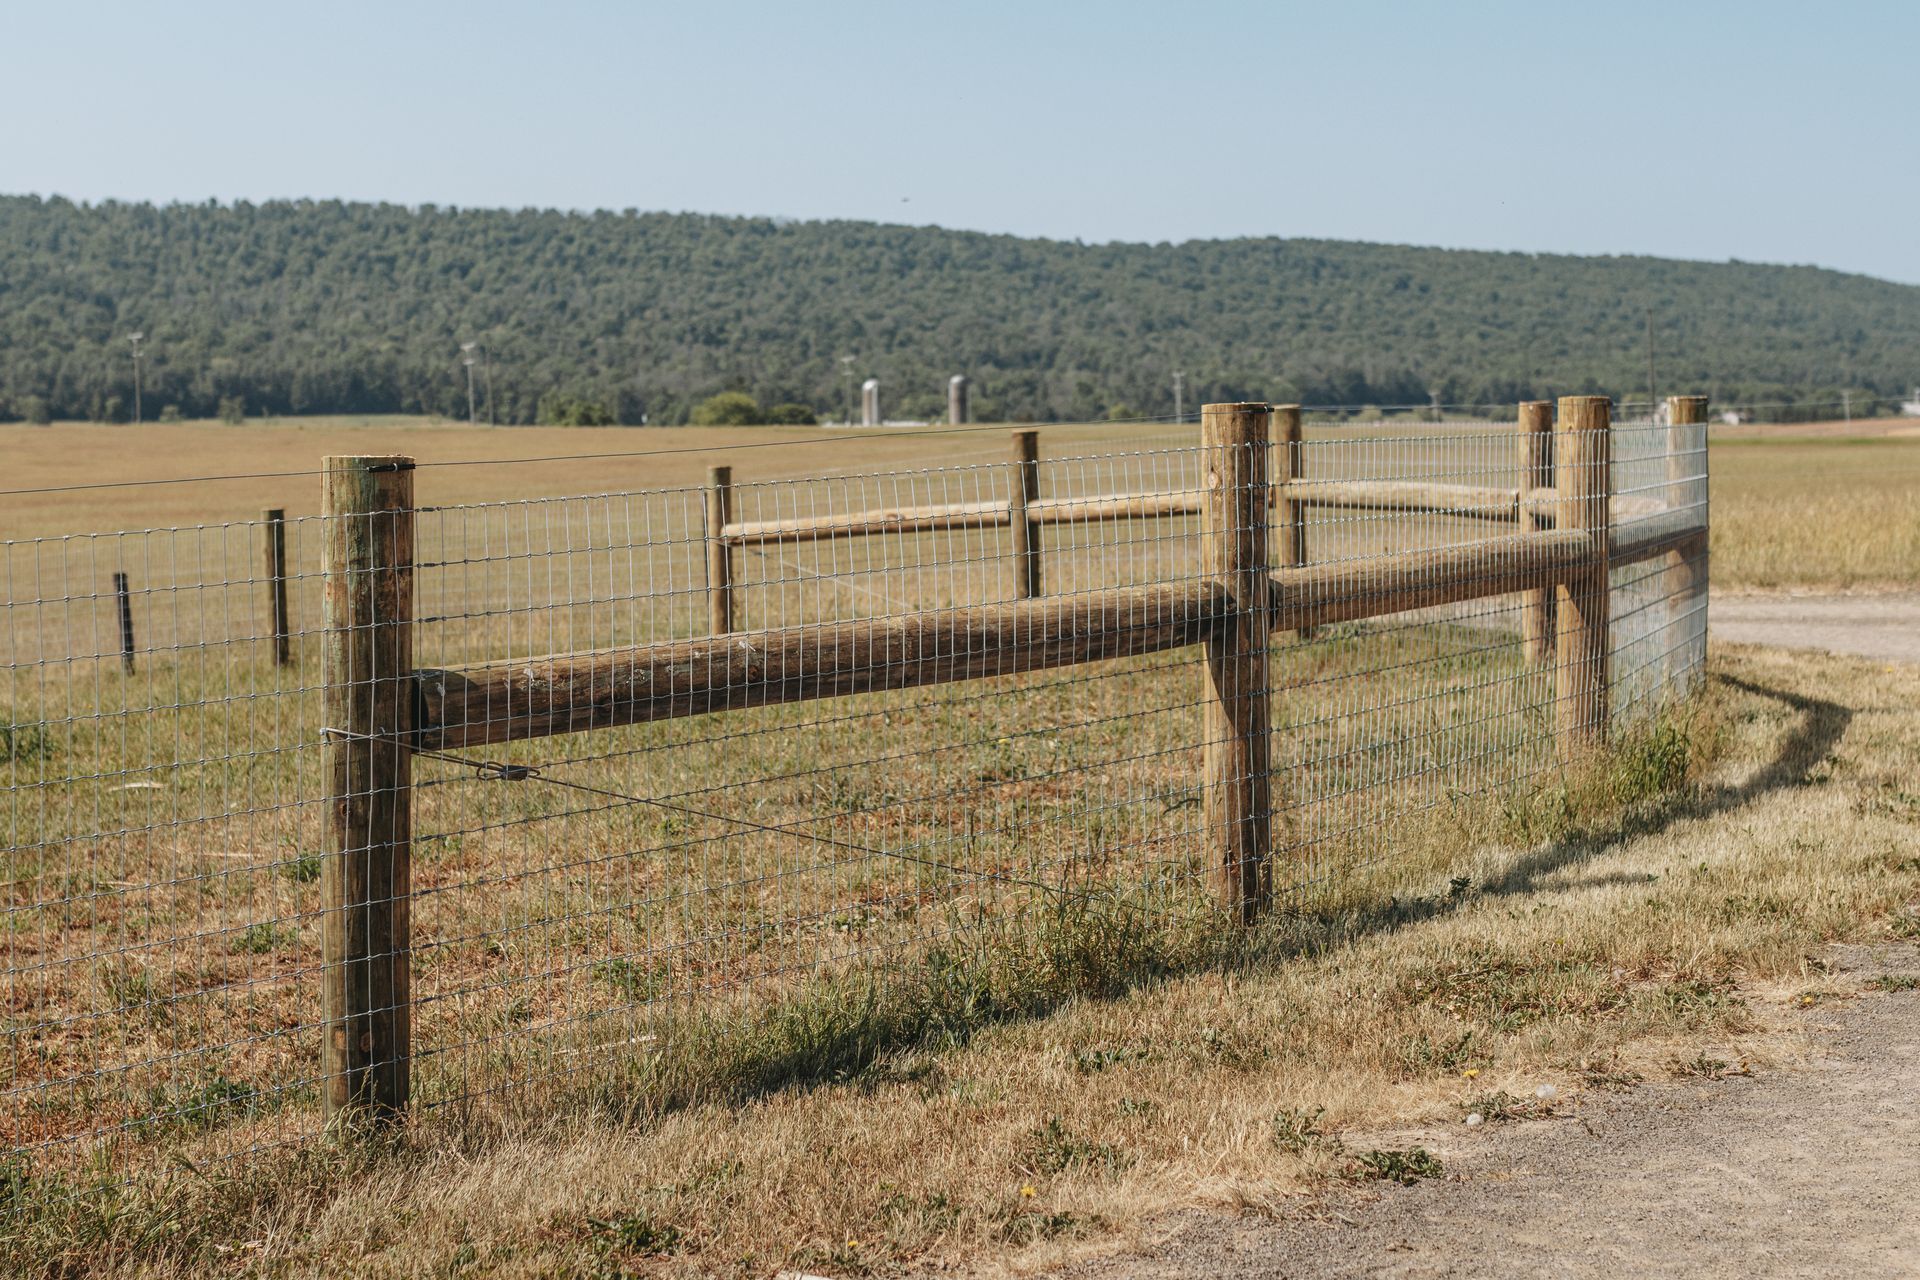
top-left (1173, 370), bottom-right (1185, 424)
top-left (1842, 389), bottom-right (1851, 422)
top-left (128, 332), bottom-right (144, 424)
top-left (1644, 306), bottom-right (1657, 422)
top-left (483, 347), bottom-right (495, 425)
top-left (840, 354), bottom-right (857, 425)
top-left (460, 343), bottom-right (478, 427)
top-left (1429, 388), bottom-right (1442, 422)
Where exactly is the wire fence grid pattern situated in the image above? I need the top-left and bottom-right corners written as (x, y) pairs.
top-left (0, 407), bottom-right (1707, 1188)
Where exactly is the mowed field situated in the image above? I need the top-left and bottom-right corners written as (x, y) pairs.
top-left (4, 414), bottom-right (1917, 591)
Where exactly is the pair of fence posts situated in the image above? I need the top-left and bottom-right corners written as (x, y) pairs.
top-left (316, 395), bottom-right (1706, 1120)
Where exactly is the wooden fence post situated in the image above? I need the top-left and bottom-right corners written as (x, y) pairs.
top-left (1665, 395), bottom-right (1709, 692)
top-left (113, 571), bottom-right (135, 675)
top-left (706, 466), bottom-right (735, 635)
top-left (1516, 401), bottom-right (1555, 663)
top-left (263, 508), bottom-right (291, 667)
top-left (322, 456), bottom-right (414, 1122)
top-left (1272, 404), bottom-right (1311, 642)
top-left (1554, 397), bottom-right (1610, 755)
top-left (1010, 429), bottom-right (1041, 599)
top-left (1201, 402), bottom-right (1273, 922)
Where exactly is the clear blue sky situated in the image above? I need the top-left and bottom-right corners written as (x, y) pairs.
top-left (8, 1), bottom-right (1917, 282)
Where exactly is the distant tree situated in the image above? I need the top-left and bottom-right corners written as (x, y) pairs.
top-left (536, 392), bottom-right (616, 426)
top-left (762, 401), bottom-right (817, 425)
top-left (101, 396), bottom-right (127, 424)
top-left (158, 404), bottom-right (183, 423)
top-left (691, 391), bottom-right (763, 426)
top-left (1105, 403), bottom-right (1140, 421)
top-left (22, 396), bottom-right (51, 425)
top-left (218, 395), bottom-right (246, 424)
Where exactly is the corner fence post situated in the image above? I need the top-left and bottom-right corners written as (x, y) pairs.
top-left (1554, 397), bottom-right (1610, 755)
top-left (1517, 401), bottom-right (1555, 663)
top-left (1665, 395), bottom-right (1709, 692)
top-left (263, 507), bottom-right (291, 667)
top-left (1201, 402), bottom-right (1273, 922)
top-left (1009, 429), bottom-right (1041, 599)
top-left (322, 456), bottom-right (414, 1122)
top-left (706, 465), bottom-right (735, 635)
top-left (1272, 404), bottom-right (1312, 642)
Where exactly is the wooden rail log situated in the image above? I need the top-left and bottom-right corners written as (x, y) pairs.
top-left (1268, 528), bottom-right (1595, 632)
top-left (417, 580), bottom-right (1230, 750)
top-left (1524, 487), bottom-right (1668, 524)
top-left (1029, 488), bottom-right (1207, 524)
top-left (723, 498), bottom-right (1011, 546)
top-left (1609, 508), bottom-right (1708, 568)
top-left (1284, 479), bottom-right (1520, 521)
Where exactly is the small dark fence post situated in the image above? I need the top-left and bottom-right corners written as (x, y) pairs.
top-left (113, 572), bottom-right (135, 675)
top-left (1517, 400), bottom-right (1555, 664)
top-left (1554, 396), bottom-right (1610, 756)
top-left (1010, 429), bottom-right (1041, 599)
top-left (263, 508), bottom-right (291, 667)
top-left (322, 456), bottom-right (414, 1122)
top-left (706, 465), bottom-right (735, 635)
top-left (1201, 402), bottom-right (1273, 922)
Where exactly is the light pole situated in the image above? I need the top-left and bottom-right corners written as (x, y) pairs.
top-left (482, 347), bottom-right (495, 425)
top-left (840, 354), bottom-right (857, 425)
top-left (460, 342), bottom-right (478, 427)
top-left (1173, 370), bottom-right (1185, 424)
top-left (128, 332), bottom-right (144, 424)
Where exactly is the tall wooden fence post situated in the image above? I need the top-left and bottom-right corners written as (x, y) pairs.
top-left (706, 466), bottom-right (735, 635)
top-left (1665, 395), bottom-right (1709, 693)
top-left (1516, 401), bottom-right (1555, 663)
top-left (322, 456), bottom-right (414, 1122)
top-left (1009, 429), bottom-right (1041, 599)
top-left (113, 571), bottom-right (135, 675)
top-left (1554, 397), bottom-right (1610, 756)
top-left (263, 507), bottom-right (291, 667)
top-left (1201, 402), bottom-right (1273, 922)
top-left (1272, 404), bottom-right (1312, 642)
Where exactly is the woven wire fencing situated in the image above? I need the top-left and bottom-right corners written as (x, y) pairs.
top-left (0, 400), bottom-right (1708, 1190)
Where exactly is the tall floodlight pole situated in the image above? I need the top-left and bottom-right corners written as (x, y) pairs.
top-left (128, 332), bottom-right (145, 424)
top-left (460, 343), bottom-right (479, 426)
top-left (840, 354), bottom-right (857, 425)
top-left (1173, 370), bottom-right (1185, 424)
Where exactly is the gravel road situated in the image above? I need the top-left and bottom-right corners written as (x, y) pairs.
top-left (1712, 592), bottom-right (1920, 664)
top-left (1055, 944), bottom-right (1920, 1280)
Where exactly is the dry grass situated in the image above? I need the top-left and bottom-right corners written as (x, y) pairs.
top-left (6, 644), bottom-right (1915, 1278)
top-left (1710, 432), bottom-right (1920, 590)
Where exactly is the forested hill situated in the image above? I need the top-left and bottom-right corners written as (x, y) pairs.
top-left (3, 194), bottom-right (1916, 425)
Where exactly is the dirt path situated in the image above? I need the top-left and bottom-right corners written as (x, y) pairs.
top-left (1056, 944), bottom-right (1920, 1279)
top-left (1712, 592), bottom-right (1920, 663)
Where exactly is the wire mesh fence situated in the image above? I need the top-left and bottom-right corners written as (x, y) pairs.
top-left (0, 398), bottom-right (1709, 1194)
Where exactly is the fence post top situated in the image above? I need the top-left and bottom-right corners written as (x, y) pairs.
top-left (1555, 396), bottom-right (1611, 429)
top-left (1202, 402), bottom-right (1271, 414)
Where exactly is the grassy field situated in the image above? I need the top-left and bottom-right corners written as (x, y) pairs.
top-left (0, 412), bottom-right (1908, 1276)
top-left (5, 645), bottom-right (1915, 1277)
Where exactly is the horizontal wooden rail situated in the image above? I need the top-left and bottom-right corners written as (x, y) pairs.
top-left (417, 580), bottom-right (1229, 750)
top-left (412, 522), bottom-right (1681, 751)
top-left (724, 499), bottom-right (1011, 546)
top-left (1287, 479), bottom-right (1519, 521)
top-left (1609, 509), bottom-right (1708, 567)
top-left (1269, 528), bottom-right (1596, 631)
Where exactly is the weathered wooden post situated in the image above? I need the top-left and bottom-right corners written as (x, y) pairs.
top-left (706, 465), bottom-right (735, 635)
top-left (1516, 401), bottom-right (1555, 663)
top-left (1554, 397), bottom-right (1610, 755)
top-left (1201, 402), bottom-right (1273, 922)
top-left (113, 571), bottom-right (135, 675)
top-left (1665, 395), bottom-right (1709, 692)
top-left (322, 456), bottom-right (414, 1122)
top-left (1009, 429), bottom-right (1041, 599)
top-left (1272, 404), bottom-right (1311, 642)
top-left (263, 507), bottom-right (291, 667)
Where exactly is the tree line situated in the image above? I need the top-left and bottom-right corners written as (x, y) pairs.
top-left (2, 194), bottom-right (1915, 426)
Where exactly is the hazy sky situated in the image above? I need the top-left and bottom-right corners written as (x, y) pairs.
top-left (8, 1), bottom-right (1917, 282)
